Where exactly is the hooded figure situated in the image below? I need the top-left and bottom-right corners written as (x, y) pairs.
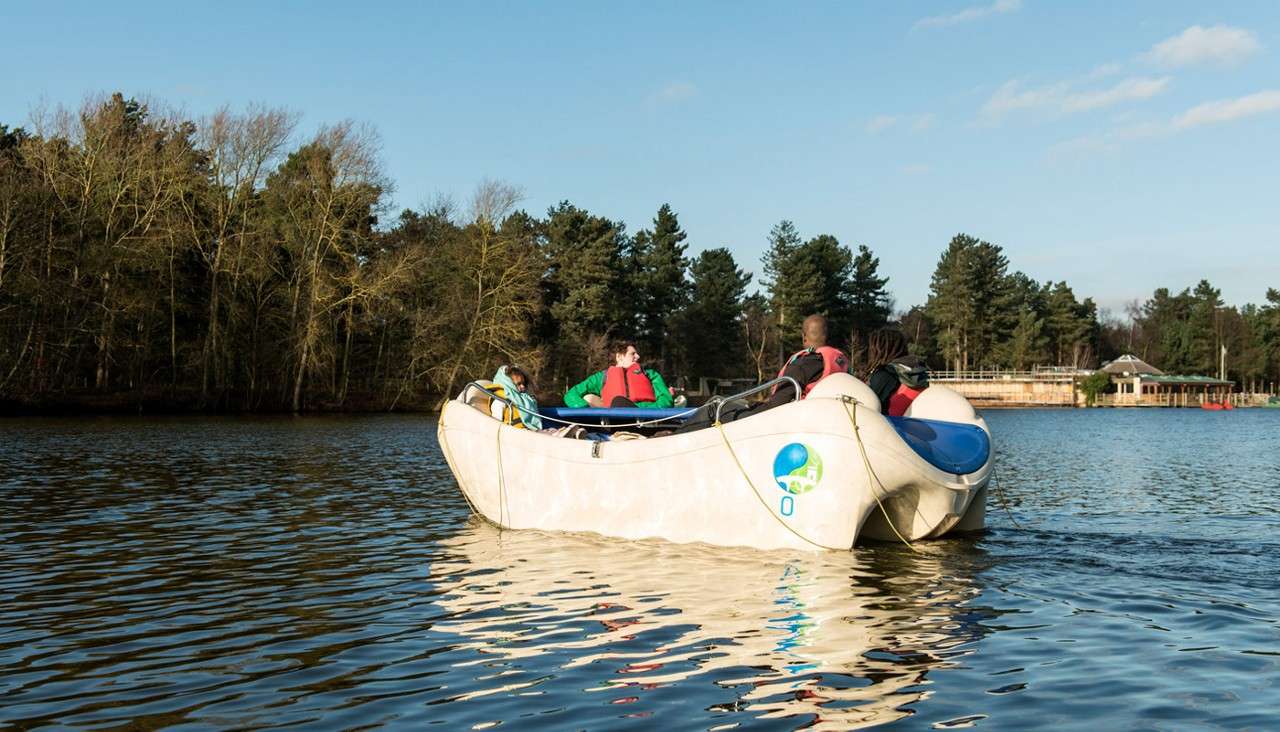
top-left (492, 365), bottom-right (543, 430)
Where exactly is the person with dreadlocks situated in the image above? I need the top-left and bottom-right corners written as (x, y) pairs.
top-left (861, 327), bottom-right (929, 416)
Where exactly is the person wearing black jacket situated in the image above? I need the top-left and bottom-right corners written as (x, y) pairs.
top-left (862, 327), bottom-right (929, 416)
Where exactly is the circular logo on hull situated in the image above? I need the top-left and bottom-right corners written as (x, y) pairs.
top-left (773, 442), bottom-right (823, 495)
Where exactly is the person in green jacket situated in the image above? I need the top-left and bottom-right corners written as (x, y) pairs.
top-left (564, 340), bottom-right (674, 408)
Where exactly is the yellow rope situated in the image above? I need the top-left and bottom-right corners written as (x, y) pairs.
top-left (989, 462), bottom-right (1024, 530)
top-left (714, 420), bottom-right (845, 551)
top-left (839, 398), bottom-right (921, 553)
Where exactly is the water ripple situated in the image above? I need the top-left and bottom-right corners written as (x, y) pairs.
top-left (2, 411), bottom-right (1278, 728)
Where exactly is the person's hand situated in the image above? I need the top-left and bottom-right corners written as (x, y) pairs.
top-left (583, 394), bottom-right (604, 407)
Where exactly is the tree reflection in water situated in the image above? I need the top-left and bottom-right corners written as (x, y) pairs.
top-left (431, 521), bottom-right (1006, 729)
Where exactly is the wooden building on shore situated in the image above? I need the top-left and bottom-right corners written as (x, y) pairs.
top-left (1096, 354), bottom-right (1233, 407)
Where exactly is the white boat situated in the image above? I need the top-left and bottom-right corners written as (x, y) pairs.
top-left (437, 373), bottom-right (991, 551)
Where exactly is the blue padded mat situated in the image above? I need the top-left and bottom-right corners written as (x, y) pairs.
top-left (538, 407), bottom-right (695, 424)
top-left (886, 416), bottom-right (990, 475)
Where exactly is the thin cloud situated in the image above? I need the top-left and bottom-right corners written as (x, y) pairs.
top-left (1061, 77), bottom-right (1171, 112)
top-left (1049, 89), bottom-right (1280, 158)
top-left (866, 114), bottom-right (898, 133)
top-left (1146, 24), bottom-right (1262, 68)
top-left (914, 0), bottom-right (1021, 30)
top-left (983, 76), bottom-right (1170, 120)
top-left (901, 163), bottom-right (931, 175)
top-left (1173, 90), bottom-right (1280, 129)
top-left (913, 113), bottom-right (936, 131)
top-left (651, 81), bottom-right (697, 105)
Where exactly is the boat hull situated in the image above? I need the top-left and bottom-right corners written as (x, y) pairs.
top-left (438, 374), bottom-right (990, 551)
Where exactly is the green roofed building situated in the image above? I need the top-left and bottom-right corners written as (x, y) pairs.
top-left (1099, 354), bottom-right (1233, 407)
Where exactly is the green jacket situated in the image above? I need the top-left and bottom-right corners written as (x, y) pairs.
top-left (564, 368), bottom-right (674, 408)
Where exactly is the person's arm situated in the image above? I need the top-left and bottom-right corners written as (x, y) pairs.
top-left (564, 371), bottom-right (605, 407)
top-left (637, 370), bottom-right (675, 408)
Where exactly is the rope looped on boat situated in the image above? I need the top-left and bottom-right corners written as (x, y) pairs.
top-left (713, 419), bottom-right (846, 551)
top-left (840, 396), bottom-right (920, 553)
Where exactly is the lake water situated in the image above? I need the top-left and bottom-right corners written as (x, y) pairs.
top-left (2, 409), bottom-right (1278, 729)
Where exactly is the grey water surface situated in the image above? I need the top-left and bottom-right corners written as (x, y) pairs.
top-left (2, 410), bottom-right (1278, 730)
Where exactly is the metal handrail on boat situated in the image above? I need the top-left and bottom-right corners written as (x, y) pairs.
top-left (712, 376), bottom-right (802, 424)
top-left (459, 381), bottom-right (514, 408)
top-left (461, 377), bottom-right (800, 429)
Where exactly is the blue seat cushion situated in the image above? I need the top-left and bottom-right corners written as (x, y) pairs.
top-left (886, 416), bottom-right (990, 475)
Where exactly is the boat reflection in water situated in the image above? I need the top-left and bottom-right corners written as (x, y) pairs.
top-left (432, 522), bottom-right (1001, 729)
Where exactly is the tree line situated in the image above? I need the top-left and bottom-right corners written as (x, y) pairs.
top-left (1, 94), bottom-right (1277, 412)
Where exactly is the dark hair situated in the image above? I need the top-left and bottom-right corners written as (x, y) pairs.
top-left (505, 364), bottom-right (531, 390)
top-left (607, 339), bottom-right (637, 361)
top-left (859, 327), bottom-right (908, 380)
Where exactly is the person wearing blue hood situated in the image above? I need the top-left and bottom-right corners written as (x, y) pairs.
top-left (488, 364), bottom-right (543, 430)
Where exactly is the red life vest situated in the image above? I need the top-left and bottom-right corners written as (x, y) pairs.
top-left (887, 384), bottom-right (924, 416)
top-left (601, 364), bottom-right (657, 404)
top-left (776, 346), bottom-right (850, 398)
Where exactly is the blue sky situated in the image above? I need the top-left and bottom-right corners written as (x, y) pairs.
top-left (4, 1), bottom-right (1278, 313)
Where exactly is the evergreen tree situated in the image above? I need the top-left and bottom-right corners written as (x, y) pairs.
top-left (542, 201), bottom-right (625, 336)
top-left (927, 234), bottom-right (979, 371)
top-left (762, 220), bottom-right (820, 357)
top-left (541, 201), bottom-right (626, 379)
top-left (681, 248), bottom-right (751, 379)
top-left (796, 234), bottom-right (855, 350)
top-left (1044, 282), bottom-right (1091, 366)
top-left (847, 244), bottom-right (892, 344)
top-left (966, 240), bottom-right (1012, 368)
top-left (633, 203), bottom-right (690, 371)
top-left (1257, 289), bottom-right (1280, 386)
top-left (1188, 279), bottom-right (1224, 375)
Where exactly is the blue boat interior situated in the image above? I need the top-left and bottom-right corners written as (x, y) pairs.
top-left (887, 416), bottom-right (990, 475)
top-left (535, 407), bottom-right (990, 475)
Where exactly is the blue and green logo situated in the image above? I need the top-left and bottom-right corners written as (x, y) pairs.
top-left (773, 442), bottom-right (823, 495)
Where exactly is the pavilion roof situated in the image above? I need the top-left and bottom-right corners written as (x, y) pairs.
top-left (1100, 354), bottom-right (1164, 376)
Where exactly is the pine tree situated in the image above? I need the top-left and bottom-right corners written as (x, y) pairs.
top-left (1188, 279), bottom-right (1223, 375)
top-left (965, 240), bottom-right (1011, 368)
top-left (541, 201), bottom-right (626, 378)
top-left (633, 204), bottom-right (690, 371)
top-left (682, 248), bottom-right (750, 379)
top-left (927, 234), bottom-right (979, 371)
top-left (796, 234), bottom-right (854, 349)
top-left (762, 220), bottom-right (819, 356)
top-left (847, 244), bottom-right (892, 345)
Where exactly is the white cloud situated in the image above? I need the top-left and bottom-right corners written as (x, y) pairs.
top-left (913, 113), bottom-right (936, 131)
top-left (866, 114), bottom-right (898, 133)
top-left (915, 0), bottom-right (1021, 29)
top-left (1049, 89), bottom-right (1280, 157)
top-left (651, 81), bottom-right (696, 105)
top-left (1061, 77), bottom-right (1171, 112)
top-left (1146, 24), bottom-right (1262, 68)
top-left (1173, 90), bottom-right (1280, 129)
top-left (983, 76), bottom-right (1171, 119)
top-left (901, 163), bottom-right (931, 175)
